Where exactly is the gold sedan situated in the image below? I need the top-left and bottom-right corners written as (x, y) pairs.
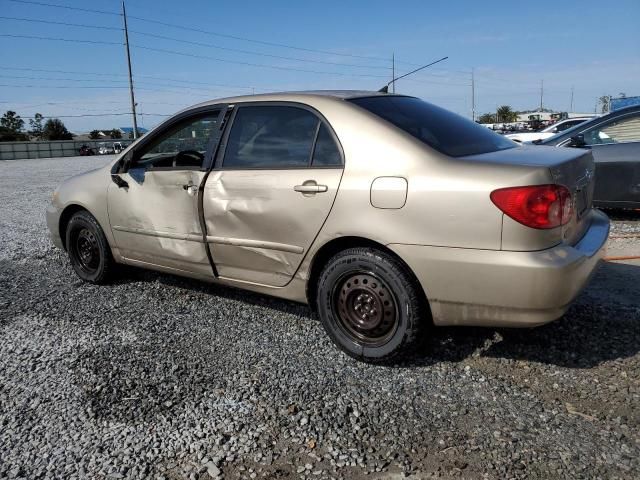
top-left (47, 92), bottom-right (609, 362)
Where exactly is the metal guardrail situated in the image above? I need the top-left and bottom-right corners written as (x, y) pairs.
top-left (0, 140), bottom-right (127, 160)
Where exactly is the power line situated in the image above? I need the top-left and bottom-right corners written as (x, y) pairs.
top-left (5, 0), bottom-right (406, 66)
top-left (7, 100), bottom-right (188, 108)
top-left (4, 0), bottom-right (474, 78)
top-left (127, 14), bottom-right (401, 65)
top-left (19, 112), bottom-right (171, 118)
top-left (0, 83), bottom-right (130, 89)
top-left (132, 45), bottom-right (390, 78)
top-left (3, 67), bottom-right (131, 77)
top-left (0, 32), bottom-right (389, 77)
top-left (0, 74), bottom-right (128, 83)
top-left (129, 30), bottom-right (391, 70)
top-left (0, 83), bottom-right (252, 98)
top-left (0, 15), bottom-right (391, 70)
top-left (6, 0), bottom-right (121, 16)
top-left (2, 67), bottom-right (261, 90)
top-left (0, 15), bottom-right (122, 30)
top-left (0, 34), bottom-right (122, 45)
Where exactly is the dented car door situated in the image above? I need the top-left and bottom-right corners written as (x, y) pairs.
top-left (202, 104), bottom-right (344, 286)
top-left (107, 108), bottom-right (226, 278)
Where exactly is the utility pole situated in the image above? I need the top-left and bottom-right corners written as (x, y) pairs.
top-left (122, 1), bottom-right (138, 139)
top-left (539, 79), bottom-right (544, 111)
top-left (471, 68), bottom-right (476, 122)
top-left (569, 86), bottom-right (574, 113)
top-left (391, 53), bottom-right (395, 93)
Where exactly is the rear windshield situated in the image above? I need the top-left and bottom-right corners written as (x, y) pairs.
top-left (349, 96), bottom-right (516, 157)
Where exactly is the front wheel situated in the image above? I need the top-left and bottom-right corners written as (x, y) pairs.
top-left (65, 210), bottom-right (114, 284)
top-left (316, 247), bottom-right (427, 363)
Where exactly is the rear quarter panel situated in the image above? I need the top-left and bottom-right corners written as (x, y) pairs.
top-left (300, 98), bottom-right (551, 255)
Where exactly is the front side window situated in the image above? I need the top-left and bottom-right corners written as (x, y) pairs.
top-left (349, 96), bottom-right (516, 157)
top-left (223, 106), bottom-right (319, 168)
top-left (583, 114), bottom-right (640, 145)
top-left (133, 112), bottom-right (220, 170)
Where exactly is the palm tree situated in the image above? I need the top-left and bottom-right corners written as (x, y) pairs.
top-left (478, 113), bottom-right (496, 124)
top-left (496, 105), bottom-right (518, 123)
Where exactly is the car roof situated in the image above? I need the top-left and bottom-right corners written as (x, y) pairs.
top-left (189, 90), bottom-right (402, 108)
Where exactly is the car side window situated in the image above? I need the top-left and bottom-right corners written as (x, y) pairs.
top-left (223, 106), bottom-right (319, 168)
top-left (584, 114), bottom-right (640, 146)
top-left (132, 112), bottom-right (220, 170)
top-left (556, 120), bottom-right (578, 132)
top-left (312, 123), bottom-right (342, 167)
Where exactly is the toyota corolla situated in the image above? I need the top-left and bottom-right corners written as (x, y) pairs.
top-left (47, 91), bottom-right (609, 362)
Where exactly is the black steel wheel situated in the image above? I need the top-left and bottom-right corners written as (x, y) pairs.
top-left (316, 247), bottom-right (428, 363)
top-left (65, 210), bottom-right (114, 284)
top-left (333, 272), bottom-right (399, 347)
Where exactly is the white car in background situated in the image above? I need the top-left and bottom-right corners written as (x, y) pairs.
top-left (98, 143), bottom-right (115, 155)
top-left (506, 118), bottom-right (591, 143)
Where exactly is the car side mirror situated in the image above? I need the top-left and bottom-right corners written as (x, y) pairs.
top-left (569, 134), bottom-right (586, 147)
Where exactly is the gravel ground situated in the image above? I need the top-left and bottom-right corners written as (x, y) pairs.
top-left (1, 156), bottom-right (639, 480)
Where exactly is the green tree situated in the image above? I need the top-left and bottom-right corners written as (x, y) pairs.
top-left (29, 113), bottom-right (45, 140)
top-left (109, 128), bottom-right (122, 139)
top-left (496, 105), bottom-right (518, 123)
top-left (89, 129), bottom-right (101, 139)
top-left (1, 111), bottom-right (25, 134)
top-left (0, 126), bottom-right (28, 141)
top-left (478, 113), bottom-right (496, 124)
top-left (43, 118), bottom-right (73, 140)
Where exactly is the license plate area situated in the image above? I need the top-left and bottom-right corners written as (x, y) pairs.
top-left (576, 188), bottom-right (589, 219)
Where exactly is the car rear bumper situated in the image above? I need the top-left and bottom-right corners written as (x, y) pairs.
top-left (389, 209), bottom-right (610, 327)
top-left (46, 203), bottom-right (64, 249)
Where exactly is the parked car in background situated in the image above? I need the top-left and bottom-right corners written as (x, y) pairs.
top-left (98, 142), bottom-right (115, 155)
top-left (113, 142), bottom-right (129, 154)
top-left (47, 91), bottom-right (609, 362)
top-left (78, 145), bottom-right (96, 156)
top-left (506, 117), bottom-right (591, 143)
top-left (538, 105), bottom-right (640, 209)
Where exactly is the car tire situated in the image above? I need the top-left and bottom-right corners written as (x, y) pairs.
top-left (65, 210), bottom-right (114, 284)
top-left (316, 247), bottom-right (427, 363)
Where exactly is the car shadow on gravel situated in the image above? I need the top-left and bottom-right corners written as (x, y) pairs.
top-left (483, 261), bottom-right (640, 368)
top-left (111, 261), bottom-right (640, 371)
top-left (400, 261), bottom-right (640, 369)
top-left (115, 265), bottom-right (316, 320)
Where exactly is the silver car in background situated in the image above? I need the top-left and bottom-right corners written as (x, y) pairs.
top-left (47, 91), bottom-right (609, 362)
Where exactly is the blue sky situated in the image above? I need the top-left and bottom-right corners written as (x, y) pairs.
top-left (1, 0), bottom-right (639, 132)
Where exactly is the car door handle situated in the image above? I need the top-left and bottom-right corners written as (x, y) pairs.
top-left (294, 182), bottom-right (328, 194)
top-left (182, 182), bottom-right (198, 196)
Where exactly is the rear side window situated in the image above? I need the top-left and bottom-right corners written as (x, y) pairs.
top-left (312, 123), bottom-right (342, 166)
top-left (349, 96), bottom-right (516, 157)
top-left (223, 106), bottom-right (319, 168)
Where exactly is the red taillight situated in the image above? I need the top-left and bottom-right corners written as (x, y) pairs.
top-left (490, 184), bottom-right (573, 229)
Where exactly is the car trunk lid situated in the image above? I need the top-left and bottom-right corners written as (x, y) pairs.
top-left (462, 145), bottom-right (596, 247)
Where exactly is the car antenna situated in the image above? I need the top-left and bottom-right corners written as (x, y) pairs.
top-left (378, 56), bottom-right (449, 93)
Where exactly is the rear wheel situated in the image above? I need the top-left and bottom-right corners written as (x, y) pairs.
top-left (65, 210), bottom-right (114, 284)
top-left (316, 247), bottom-right (426, 363)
